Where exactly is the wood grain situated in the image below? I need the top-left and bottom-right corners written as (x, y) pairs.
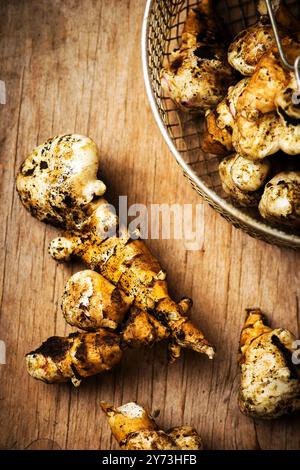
top-left (0, 0), bottom-right (300, 450)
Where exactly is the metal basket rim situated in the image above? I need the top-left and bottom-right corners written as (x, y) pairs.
top-left (141, 0), bottom-right (300, 249)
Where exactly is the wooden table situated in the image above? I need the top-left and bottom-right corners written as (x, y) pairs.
top-left (1, 0), bottom-right (300, 451)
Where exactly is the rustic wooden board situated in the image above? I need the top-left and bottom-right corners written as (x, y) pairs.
top-left (0, 0), bottom-right (300, 450)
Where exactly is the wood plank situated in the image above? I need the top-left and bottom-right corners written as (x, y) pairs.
top-left (0, 0), bottom-right (299, 450)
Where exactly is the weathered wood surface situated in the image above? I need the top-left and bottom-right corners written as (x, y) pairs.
top-left (0, 0), bottom-right (300, 450)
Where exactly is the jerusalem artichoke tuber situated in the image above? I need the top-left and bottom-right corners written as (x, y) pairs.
top-left (239, 309), bottom-right (300, 419)
top-left (100, 401), bottom-right (203, 450)
top-left (62, 269), bottom-right (170, 345)
top-left (16, 134), bottom-right (215, 385)
top-left (259, 171), bottom-right (300, 225)
top-left (203, 30), bottom-right (300, 160)
top-left (201, 78), bottom-right (249, 156)
top-left (61, 270), bottom-right (132, 331)
top-left (219, 154), bottom-right (269, 207)
top-left (228, 0), bottom-right (300, 76)
top-left (26, 330), bottom-right (123, 387)
top-left (160, 0), bottom-right (235, 113)
top-left (26, 285), bottom-right (173, 386)
top-left (48, 220), bottom-right (214, 359)
top-left (26, 265), bottom-right (201, 385)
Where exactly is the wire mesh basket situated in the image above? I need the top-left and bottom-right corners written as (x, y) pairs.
top-left (142, 0), bottom-right (300, 249)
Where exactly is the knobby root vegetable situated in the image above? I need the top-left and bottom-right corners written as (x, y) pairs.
top-left (228, 0), bottom-right (300, 76)
top-left (50, 223), bottom-right (213, 359)
top-left (26, 271), bottom-right (175, 386)
top-left (259, 171), bottom-right (300, 225)
top-left (61, 270), bottom-right (132, 331)
top-left (239, 309), bottom-right (300, 419)
top-left (16, 134), bottom-right (215, 385)
top-left (100, 401), bottom-right (203, 450)
top-left (160, 0), bottom-right (235, 113)
top-left (233, 45), bottom-right (300, 160)
top-left (201, 78), bottom-right (249, 156)
top-left (25, 259), bottom-right (209, 386)
top-left (219, 154), bottom-right (270, 207)
top-left (26, 330), bottom-right (123, 387)
top-left (63, 269), bottom-right (172, 348)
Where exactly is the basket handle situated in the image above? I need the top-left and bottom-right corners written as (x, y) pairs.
top-left (265, 0), bottom-right (300, 101)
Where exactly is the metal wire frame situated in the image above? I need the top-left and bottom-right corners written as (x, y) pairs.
top-left (265, 0), bottom-right (300, 94)
top-left (142, 0), bottom-right (300, 249)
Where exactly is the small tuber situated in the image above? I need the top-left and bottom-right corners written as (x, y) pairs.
top-left (100, 401), bottom-right (203, 450)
